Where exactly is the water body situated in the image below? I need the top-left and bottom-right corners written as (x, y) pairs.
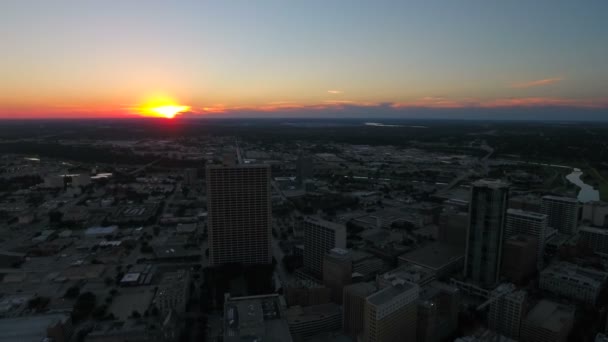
top-left (566, 168), bottom-right (600, 202)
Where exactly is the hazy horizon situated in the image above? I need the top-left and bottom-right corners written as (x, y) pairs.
top-left (2, 0), bottom-right (607, 119)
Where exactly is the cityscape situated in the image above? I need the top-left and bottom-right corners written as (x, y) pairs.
top-left (2, 1), bottom-right (608, 342)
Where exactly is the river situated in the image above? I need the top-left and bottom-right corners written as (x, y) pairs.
top-left (565, 168), bottom-right (600, 203)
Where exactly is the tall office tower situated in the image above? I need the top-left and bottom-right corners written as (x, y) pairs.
top-left (363, 281), bottom-right (419, 342)
top-left (505, 209), bottom-right (548, 270)
top-left (488, 288), bottom-right (528, 340)
top-left (206, 163), bottom-right (272, 266)
top-left (541, 195), bottom-right (579, 235)
top-left (342, 282), bottom-right (377, 339)
top-left (303, 216), bottom-right (346, 279)
top-left (465, 179), bottom-right (509, 288)
top-left (323, 248), bottom-right (352, 304)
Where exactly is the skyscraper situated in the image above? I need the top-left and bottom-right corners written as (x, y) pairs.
top-left (541, 195), bottom-right (579, 235)
top-left (505, 209), bottom-right (548, 270)
top-left (465, 179), bottom-right (509, 288)
top-left (206, 162), bottom-right (272, 266)
top-left (302, 216), bottom-right (346, 279)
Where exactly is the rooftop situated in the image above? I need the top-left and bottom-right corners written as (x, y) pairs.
top-left (472, 179), bottom-right (509, 189)
top-left (542, 195), bottom-right (579, 203)
top-left (367, 281), bottom-right (417, 306)
top-left (506, 208), bottom-right (547, 220)
top-left (524, 300), bottom-right (575, 333)
top-left (541, 261), bottom-right (608, 287)
top-left (399, 242), bottom-right (464, 271)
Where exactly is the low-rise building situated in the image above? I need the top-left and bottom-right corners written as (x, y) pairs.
top-left (520, 300), bottom-right (575, 342)
top-left (224, 293), bottom-right (293, 342)
top-left (540, 261), bottom-right (607, 305)
top-left (286, 303), bottom-right (342, 342)
top-left (579, 226), bottom-right (608, 254)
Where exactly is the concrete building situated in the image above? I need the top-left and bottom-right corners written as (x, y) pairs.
top-left (342, 282), bottom-right (377, 339)
top-left (154, 270), bottom-right (190, 317)
top-left (541, 195), bottom-right (579, 235)
top-left (224, 294), bottom-right (293, 342)
top-left (363, 281), bottom-right (419, 342)
top-left (303, 217), bottom-right (346, 279)
top-left (417, 281), bottom-right (460, 342)
top-left (322, 248), bottom-right (352, 304)
top-left (540, 261), bottom-right (607, 305)
top-left (501, 235), bottom-right (537, 285)
top-left (207, 163), bottom-right (272, 266)
top-left (465, 179), bottom-right (509, 288)
top-left (582, 201), bottom-right (608, 227)
top-left (351, 250), bottom-right (386, 281)
top-left (579, 226), bottom-right (608, 254)
top-left (505, 209), bottom-right (548, 269)
top-left (520, 300), bottom-right (574, 342)
top-left (286, 303), bottom-right (342, 342)
top-left (488, 288), bottom-right (527, 340)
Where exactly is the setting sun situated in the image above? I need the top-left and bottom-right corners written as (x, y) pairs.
top-left (138, 96), bottom-right (190, 119)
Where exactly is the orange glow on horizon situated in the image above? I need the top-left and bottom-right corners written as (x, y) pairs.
top-left (137, 96), bottom-right (190, 119)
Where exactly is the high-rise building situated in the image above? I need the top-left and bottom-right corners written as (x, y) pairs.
top-left (342, 282), bottom-right (377, 339)
top-left (322, 248), bottom-right (352, 304)
top-left (303, 217), bottom-right (346, 279)
top-left (363, 281), bottom-right (419, 342)
top-left (505, 209), bottom-right (548, 270)
top-left (488, 288), bottom-right (527, 340)
top-left (206, 163), bottom-right (272, 266)
top-left (541, 195), bottom-right (579, 235)
top-left (465, 179), bottom-right (509, 288)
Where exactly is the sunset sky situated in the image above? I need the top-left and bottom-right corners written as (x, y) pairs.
top-left (1, 0), bottom-right (607, 119)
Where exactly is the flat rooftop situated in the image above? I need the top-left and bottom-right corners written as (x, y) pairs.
top-left (525, 300), bottom-right (575, 333)
top-left (506, 208), bottom-right (547, 220)
top-left (224, 294), bottom-right (292, 342)
top-left (399, 242), bottom-right (464, 271)
top-left (367, 282), bottom-right (417, 306)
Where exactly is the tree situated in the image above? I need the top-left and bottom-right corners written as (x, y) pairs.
top-left (131, 310), bottom-right (141, 318)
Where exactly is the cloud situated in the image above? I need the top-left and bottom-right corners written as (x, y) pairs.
top-left (327, 90), bottom-right (343, 94)
top-left (510, 77), bottom-right (563, 89)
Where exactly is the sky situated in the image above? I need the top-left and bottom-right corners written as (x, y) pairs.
top-left (1, 0), bottom-right (607, 120)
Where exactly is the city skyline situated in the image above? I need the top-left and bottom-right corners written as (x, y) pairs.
top-left (2, 0), bottom-right (608, 120)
